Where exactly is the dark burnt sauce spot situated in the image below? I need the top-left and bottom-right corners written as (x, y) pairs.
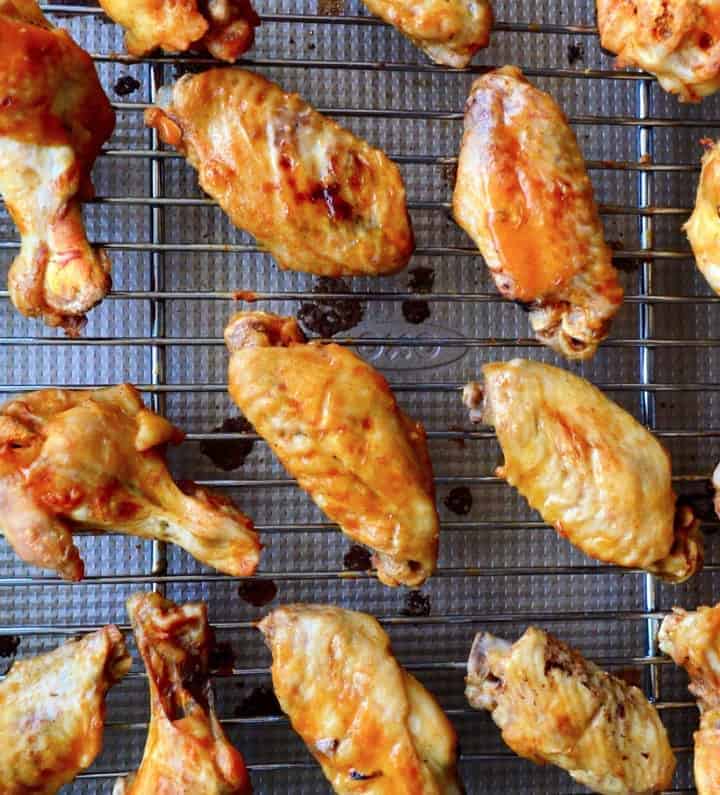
top-left (0, 635), bottom-right (20, 667)
top-left (113, 75), bottom-right (141, 96)
top-left (318, 0), bottom-right (345, 15)
top-left (512, 299), bottom-right (534, 313)
top-left (402, 590), bottom-right (431, 617)
top-left (567, 43), bottom-right (584, 65)
top-left (298, 277), bottom-right (365, 337)
top-left (343, 545), bottom-right (372, 572)
top-left (349, 769), bottom-right (381, 781)
top-left (616, 701), bottom-right (626, 720)
top-left (402, 300), bottom-right (431, 324)
top-left (444, 486), bottom-right (473, 515)
top-left (235, 685), bottom-right (282, 717)
top-left (408, 266), bottom-right (435, 294)
top-left (614, 667), bottom-right (642, 688)
top-left (237, 579), bottom-right (278, 607)
top-left (309, 183), bottom-right (354, 222)
top-left (209, 641), bottom-right (236, 676)
top-left (200, 417), bottom-right (255, 471)
top-left (677, 485), bottom-right (716, 524)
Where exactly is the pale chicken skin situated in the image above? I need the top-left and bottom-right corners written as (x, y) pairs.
top-left (145, 69), bottom-right (414, 278)
top-left (98, 0), bottom-right (259, 61)
top-left (0, 625), bottom-right (130, 794)
top-left (598, 0), bottom-right (720, 102)
top-left (0, 0), bottom-right (114, 333)
top-left (686, 140), bottom-right (720, 294)
top-left (660, 604), bottom-right (720, 795)
top-left (0, 384), bottom-right (260, 580)
top-left (453, 66), bottom-right (623, 360)
top-left (225, 311), bottom-right (439, 587)
top-left (466, 628), bottom-right (676, 794)
top-left (113, 592), bottom-right (252, 795)
top-left (360, 0), bottom-right (492, 68)
top-left (463, 359), bottom-right (703, 581)
top-left (259, 604), bottom-right (463, 795)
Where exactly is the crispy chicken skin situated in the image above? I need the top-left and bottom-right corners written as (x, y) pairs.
top-left (98, 0), bottom-right (259, 61)
top-left (0, 384), bottom-right (260, 579)
top-left (145, 69), bottom-right (413, 278)
top-left (686, 140), bottom-right (720, 294)
top-left (660, 604), bottom-right (720, 795)
top-left (0, 625), bottom-right (130, 794)
top-left (360, 0), bottom-right (492, 68)
top-left (0, 0), bottom-right (114, 333)
top-left (463, 359), bottom-right (703, 581)
top-left (597, 0), bottom-right (720, 102)
top-left (466, 628), bottom-right (676, 794)
top-left (113, 593), bottom-right (252, 795)
top-left (225, 311), bottom-right (439, 587)
top-left (259, 604), bottom-right (463, 795)
top-left (453, 66), bottom-right (623, 360)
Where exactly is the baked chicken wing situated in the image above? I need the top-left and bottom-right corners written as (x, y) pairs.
top-left (466, 627), bottom-right (676, 794)
top-left (360, 0), bottom-right (492, 68)
top-left (98, 0), bottom-right (259, 61)
top-left (597, 0), bottom-right (720, 102)
top-left (453, 66), bottom-right (623, 359)
top-left (0, 0), bottom-right (114, 333)
top-left (463, 359), bottom-right (702, 581)
top-left (659, 604), bottom-right (720, 795)
top-left (0, 624), bottom-right (130, 794)
top-left (686, 140), bottom-right (720, 294)
top-left (113, 592), bottom-right (251, 794)
top-left (225, 311), bottom-right (439, 587)
top-left (0, 384), bottom-right (260, 580)
top-left (259, 604), bottom-right (463, 795)
top-left (145, 69), bottom-right (413, 278)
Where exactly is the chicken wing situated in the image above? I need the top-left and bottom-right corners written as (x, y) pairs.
top-left (113, 592), bottom-right (251, 794)
top-left (259, 604), bottom-right (463, 795)
top-left (225, 311), bottom-right (438, 587)
top-left (0, 383), bottom-right (260, 580)
top-left (0, 0), bottom-right (114, 333)
top-left (597, 0), bottom-right (720, 102)
top-left (686, 140), bottom-right (720, 294)
top-left (98, 0), bottom-right (259, 61)
top-left (659, 604), bottom-right (720, 795)
top-left (463, 359), bottom-right (702, 581)
top-left (453, 66), bottom-right (623, 359)
top-left (466, 627), bottom-right (676, 794)
top-left (0, 624), bottom-right (130, 794)
top-left (360, 0), bottom-right (492, 68)
top-left (145, 69), bottom-right (413, 278)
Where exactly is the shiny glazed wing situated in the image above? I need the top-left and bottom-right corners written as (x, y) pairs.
top-left (0, 384), bottom-right (260, 579)
top-left (145, 68), bottom-right (413, 278)
top-left (466, 628), bottom-right (675, 794)
top-left (0, 0), bottom-right (114, 333)
top-left (686, 140), bottom-right (720, 294)
top-left (225, 311), bottom-right (438, 587)
top-left (97, 0), bottom-right (259, 60)
top-left (114, 592), bottom-right (251, 794)
top-left (360, 0), bottom-right (491, 67)
top-left (463, 359), bottom-right (702, 581)
top-left (259, 604), bottom-right (463, 795)
top-left (453, 66), bottom-right (623, 359)
top-left (0, 625), bottom-right (130, 794)
top-left (597, 0), bottom-right (720, 102)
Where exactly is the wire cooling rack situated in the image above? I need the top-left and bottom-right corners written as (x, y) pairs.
top-left (2, 1), bottom-right (720, 792)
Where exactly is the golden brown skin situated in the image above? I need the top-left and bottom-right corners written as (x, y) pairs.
top-left (660, 605), bottom-right (720, 794)
top-left (360, 0), bottom-right (492, 67)
top-left (0, 384), bottom-right (260, 580)
top-left (0, 625), bottom-right (130, 794)
top-left (145, 69), bottom-right (414, 278)
top-left (598, 0), bottom-right (720, 102)
top-left (225, 311), bottom-right (439, 587)
top-left (453, 66), bottom-right (623, 359)
top-left (0, 0), bottom-right (114, 333)
top-left (113, 592), bottom-right (252, 795)
top-left (686, 140), bottom-right (720, 294)
top-left (463, 360), bottom-right (702, 581)
top-left (98, 0), bottom-right (259, 61)
top-left (259, 604), bottom-right (463, 795)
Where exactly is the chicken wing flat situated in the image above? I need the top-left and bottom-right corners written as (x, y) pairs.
top-left (259, 604), bottom-right (463, 795)
top-left (145, 69), bottom-right (413, 278)
top-left (463, 359), bottom-right (703, 581)
top-left (0, 384), bottom-right (260, 579)
top-left (466, 627), bottom-right (676, 794)
top-left (686, 140), bottom-right (720, 294)
top-left (597, 0), bottom-right (720, 102)
top-left (659, 604), bottom-right (720, 795)
top-left (0, 0), bottom-right (114, 333)
top-left (225, 311), bottom-right (438, 587)
top-left (114, 592), bottom-right (251, 794)
top-left (98, 0), bottom-right (259, 61)
top-left (360, 0), bottom-right (492, 68)
top-left (0, 625), bottom-right (130, 794)
top-left (453, 66), bottom-right (623, 359)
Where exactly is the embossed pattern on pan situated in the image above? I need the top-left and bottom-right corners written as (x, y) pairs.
top-left (0, 0), bottom-right (718, 792)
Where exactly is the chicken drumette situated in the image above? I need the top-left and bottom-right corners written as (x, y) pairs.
top-left (686, 140), bottom-right (720, 295)
top-left (0, 0), bottom-right (114, 333)
top-left (0, 384), bottom-right (260, 579)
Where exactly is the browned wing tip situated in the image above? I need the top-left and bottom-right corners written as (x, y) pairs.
top-left (649, 504), bottom-right (704, 583)
top-left (101, 624), bottom-right (132, 683)
top-left (462, 381), bottom-right (485, 423)
top-left (224, 311), bottom-right (306, 352)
